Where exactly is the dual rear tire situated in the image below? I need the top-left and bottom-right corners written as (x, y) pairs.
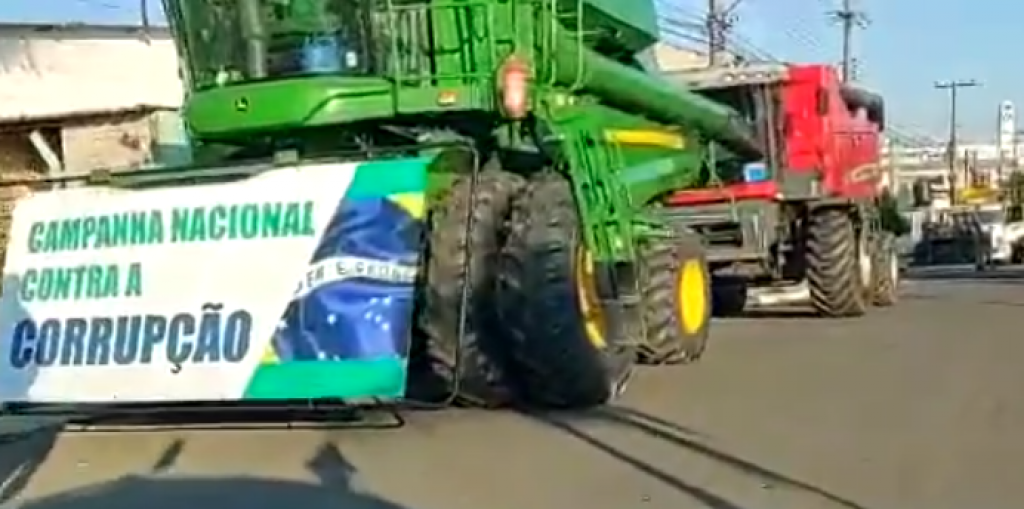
top-left (414, 170), bottom-right (713, 409)
top-left (806, 208), bottom-right (899, 317)
top-left (496, 174), bottom-right (636, 408)
top-left (410, 171), bottom-right (525, 407)
top-left (496, 175), bottom-right (714, 406)
top-left (413, 171), bottom-right (633, 409)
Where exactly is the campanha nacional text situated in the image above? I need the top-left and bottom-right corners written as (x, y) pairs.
top-left (27, 200), bottom-right (315, 254)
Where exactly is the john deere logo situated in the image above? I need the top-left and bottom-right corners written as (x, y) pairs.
top-left (234, 97), bottom-right (249, 112)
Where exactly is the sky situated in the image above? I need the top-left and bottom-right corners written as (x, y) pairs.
top-left (0, 0), bottom-right (1012, 141)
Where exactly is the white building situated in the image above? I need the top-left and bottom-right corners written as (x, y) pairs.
top-left (0, 22), bottom-right (184, 180)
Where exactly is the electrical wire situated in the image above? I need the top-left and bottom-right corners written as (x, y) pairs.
top-left (654, 1), bottom-right (938, 146)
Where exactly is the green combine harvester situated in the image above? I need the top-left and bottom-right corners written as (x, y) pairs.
top-left (0, 0), bottom-right (765, 412)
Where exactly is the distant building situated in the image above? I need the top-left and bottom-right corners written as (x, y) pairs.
top-left (0, 22), bottom-right (184, 181)
top-left (998, 101), bottom-right (1016, 159)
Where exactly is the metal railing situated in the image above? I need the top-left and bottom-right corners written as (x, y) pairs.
top-left (372, 0), bottom-right (503, 86)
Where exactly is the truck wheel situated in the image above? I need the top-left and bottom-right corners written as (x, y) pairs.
top-left (497, 174), bottom-right (636, 408)
top-left (637, 232), bottom-right (712, 365)
top-left (806, 208), bottom-right (868, 317)
top-left (410, 171), bottom-right (525, 407)
top-left (871, 232), bottom-right (899, 306)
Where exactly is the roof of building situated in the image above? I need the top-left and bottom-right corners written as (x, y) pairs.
top-left (0, 22), bottom-right (170, 38)
top-left (0, 33), bottom-right (182, 123)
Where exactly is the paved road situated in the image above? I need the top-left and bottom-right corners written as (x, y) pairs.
top-left (3, 267), bottom-right (1024, 509)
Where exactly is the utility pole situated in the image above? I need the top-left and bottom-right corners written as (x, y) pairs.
top-left (828, 0), bottom-right (869, 81)
top-left (139, 0), bottom-right (151, 40)
top-left (935, 80), bottom-right (980, 201)
top-left (707, 0), bottom-right (740, 67)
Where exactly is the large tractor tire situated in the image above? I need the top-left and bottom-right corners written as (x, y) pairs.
top-left (636, 231), bottom-right (712, 365)
top-left (806, 208), bottom-right (869, 317)
top-left (497, 174), bottom-right (636, 409)
top-left (871, 232), bottom-right (899, 306)
top-left (409, 170), bottom-right (525, 407)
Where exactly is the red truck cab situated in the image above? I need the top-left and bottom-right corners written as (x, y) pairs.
top-left (663, 63), bottom-right (885, 206)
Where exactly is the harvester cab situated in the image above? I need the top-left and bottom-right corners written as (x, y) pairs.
top-left (176, 0), bottom-right (371, 84)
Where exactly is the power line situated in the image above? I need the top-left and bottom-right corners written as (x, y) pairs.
top-left (73, 0), bottom-right (123, 10)
top-left (827, 0), bottom-right (869, 81)
top-left (706, 0), bottom-right (742, 66)
top-left (657, 14), bottom-right (773, 62)
top-left (657, 5), bottom-right (938, 146)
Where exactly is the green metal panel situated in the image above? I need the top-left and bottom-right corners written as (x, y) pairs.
top-left (171, 0), bottom-right (760, 161)
top-left (185, 77), bottom-right (394, 137)
top-left (542, 28), bottom-right (762, 160)
top-left (564, 0), bottom-right (659, 52)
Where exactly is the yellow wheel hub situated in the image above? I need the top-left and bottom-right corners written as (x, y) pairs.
top-left (575, 248), bottom-right (607, 348)
top-left (676, 259), bottom-right (708, 335)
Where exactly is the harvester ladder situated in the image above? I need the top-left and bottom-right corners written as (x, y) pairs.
top-left (542, 0), bottom-right (600, 90)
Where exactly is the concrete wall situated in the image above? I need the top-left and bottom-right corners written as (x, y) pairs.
top-left (0, 110), bottom-right (165, 177)
top-left (0, 131), bottom-right (44, 267)
top-left (60, 111), bottom-right (157, 174)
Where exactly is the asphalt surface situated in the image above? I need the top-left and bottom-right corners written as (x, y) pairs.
top-left (3, 266), bottom-right (1024, 509)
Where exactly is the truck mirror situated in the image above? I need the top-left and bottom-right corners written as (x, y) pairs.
top-left (871, 102), bottom-right (886, 130)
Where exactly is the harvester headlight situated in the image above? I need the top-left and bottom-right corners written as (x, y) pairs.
top-left (437, 90), bottom-right (458, 106)
top-left (498, 54), bottom-right (530, 119)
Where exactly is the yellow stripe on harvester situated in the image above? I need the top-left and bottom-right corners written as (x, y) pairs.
top-left (604, 129), bottom-right (686, 149)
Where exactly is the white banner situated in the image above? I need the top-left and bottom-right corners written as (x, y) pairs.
top-left (0, 160), bottom-right (426, 403)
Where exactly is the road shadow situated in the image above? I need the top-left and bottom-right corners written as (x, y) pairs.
top-left (904, 265), bottom-right (1024, 283)
top-left (0, 273), bottom-right (58, 504)
top-left (11, 439), bottom-right (413, 509)
top-left (1, 273), bottom-right (39, 401)
top-left (524, 406), bottom-right (869, 509)
top-left (53, 401), bottom-right (404, 432)
top-left (902, 291), bottom-right (1024, 308)
top-left (0, 424), bottom-right (60, 504)
top-left (718, 307), bottom-right (821, 321)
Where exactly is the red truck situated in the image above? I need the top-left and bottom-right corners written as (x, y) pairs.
top-left (659, 62), bottom-right (897, 316)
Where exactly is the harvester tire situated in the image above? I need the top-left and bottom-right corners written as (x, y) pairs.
top-left (806, 208), bottom-right (869, 317)
top-left (871, 232), bottom-right (899, 307)
top-left (497, 174), bottom-right (636, 409)
top-left (637, 231), bottom-right (712, 365)
top-left (410, 170), bottom-right (525, 407)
